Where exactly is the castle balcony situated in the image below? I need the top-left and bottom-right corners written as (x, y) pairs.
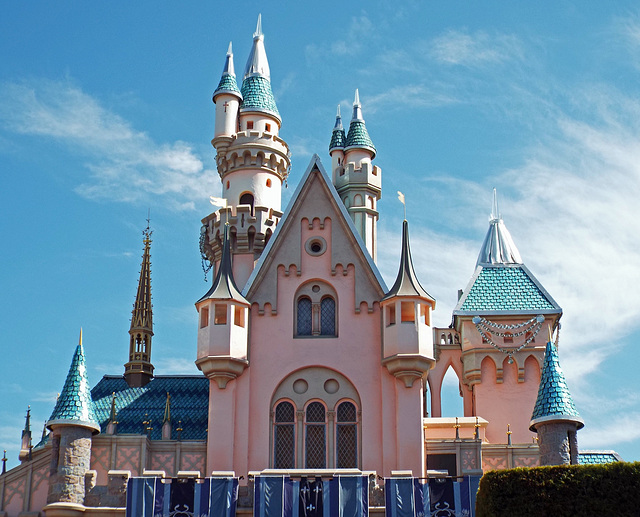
top-left (216, 131), bottom-right (290, 180)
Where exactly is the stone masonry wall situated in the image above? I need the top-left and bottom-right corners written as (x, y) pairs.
top-left (47, 427), bottom-right (93, 504)
top-left (537, 423), bottom-right (579, 466)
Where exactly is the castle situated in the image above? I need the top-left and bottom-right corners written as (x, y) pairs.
top-left (0, 15), bottom-right (617, 517)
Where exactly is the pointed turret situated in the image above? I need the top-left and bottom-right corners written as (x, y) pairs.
top-left (204, 15), bottom-right (290, 288)
top-left (240, 14), bottom-right (280, 123)
top-left (452, 191), bottom-right (562, 445)
top-left (124, 222), bottom-right (154, 387)
top-left (381, 220), bottom-right (436, 388)
top-left (333, 90), bottom-right (381, 260)
top-left (213, 42), bottom-right (242, 141)
top-left (196, 226), bottom-right (250, 389)
top-left (18, 406), bottom-right (32, 462)
top-left (344, 89), bottom-right (376, 157)
top-left (530, 337), bottom-right (583, 465)
top-left (47, 330), bottom-right (100, 433)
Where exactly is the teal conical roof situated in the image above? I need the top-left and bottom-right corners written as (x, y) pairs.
top-left (47, 330), bottom-right (100, 433)
top-left (344, 89), bottom-right (376, 158)
top-left (213, 42), bottom-right (242, 101)
top-left (530, 340), bottom-right (583, 431)
top-left (329, 105), bottom-right (346, 151)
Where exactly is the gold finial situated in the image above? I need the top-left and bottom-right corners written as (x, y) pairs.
top-left (78, 328), bottom-right (83, 347)
top-left (507, 423), bottom-right (512, 446)
top-left (454, 417), bottom-right (460, 440)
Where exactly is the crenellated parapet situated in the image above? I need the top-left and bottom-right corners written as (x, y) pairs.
top-left (213, 130), bottom-right (290, 180)
top-left (200, 204), bottom-right (282, 265)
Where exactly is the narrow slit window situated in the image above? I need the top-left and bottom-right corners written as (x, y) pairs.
top-left (200, 307), bottom-right (209, 328)
top-left (387, 305), bottom-right (396, 327)
top-left (234, 306), bottom-right (245, 328)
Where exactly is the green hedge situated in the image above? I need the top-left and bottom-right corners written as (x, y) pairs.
top-left (476, 462), bottom-right (640, 516)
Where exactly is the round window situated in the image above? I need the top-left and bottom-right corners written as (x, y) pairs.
top-left (305, 237), bottom-right (327, 256)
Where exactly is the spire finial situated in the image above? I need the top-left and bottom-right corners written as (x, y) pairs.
top-left (491, 188), bottom-right (500, 221)
top-left (226, 41), bottom-right (233, 55)
top-left (354, 89), bottom-right (360, 106)
top-left (78, 328), bottom-right (82, 347)
top-left (254, 13), bottom-right (263, 39)
top-left (336, 104), bottom-right (341, 117)
top-left (398, 191), bottom-right (406, 221)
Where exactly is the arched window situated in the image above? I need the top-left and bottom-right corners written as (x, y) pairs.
top-left (239, 192), bottom-right (254, 215)
top-left (297, 297), bottom-right (312, 336)
top-left (320, 297), bottom-right (336, 336)
top-left (273, 401), bottom-right (295, 469)
top-left (336, 401), bottom-right (357, 468)
top-left (294, 282), bottom-right (338, 337)
top-left (305, 402), bottom-right (326, 469)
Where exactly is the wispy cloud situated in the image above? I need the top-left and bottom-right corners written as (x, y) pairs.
top-left (305, 14), bottom-right (374, 62)
top-left (154, 357), bottom-right (199, 375)
top-left (430, 29), bottom-right (524, 67)
top-left (0, 79), bottom-right (218, 211)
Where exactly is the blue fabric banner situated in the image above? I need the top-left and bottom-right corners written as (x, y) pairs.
top-left (126, 477), bottom-right (238, 517)
top-left (384, 476), bottom-right (481, 517)
top-left (254, 475), bottom-right (368, 517)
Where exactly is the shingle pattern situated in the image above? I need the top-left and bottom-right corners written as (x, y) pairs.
top-left (48, 344), bottom-right (99, 430)
top-left (92, 375), bottom-right (209, 441)
top-left (240, 76), bottom-right (279, 118)
top-left (531, 341), bottom-right (581, 422)
top-left (459, 266), bottom-right (556, 312)
top-left (578, 452), bottom-right (622, 465)
top-left (214, 74), bottom-right (241, 97)
top-left (345, 120), bottom-right (375, 155)
top-left (329, 128), bottom-right (346, 150)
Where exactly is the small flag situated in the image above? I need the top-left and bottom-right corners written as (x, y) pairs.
top-left (397, 191), bottom-right (405, 205)
top-left (210, 196), bottom-right (227, 208)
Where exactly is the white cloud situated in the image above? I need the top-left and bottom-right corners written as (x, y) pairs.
top-left (154, 356), bottom-right (199, 375)
top-left (0, 79), bottom-right (218, 211)
top-left (305, 14), bottom-right (374, 61)
top-left (430, 29), bottom-right (523, 67)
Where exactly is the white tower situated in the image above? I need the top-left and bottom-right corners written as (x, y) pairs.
top-left (203, 15), bottom-right (291, 288)
top-left (332, 90), bottom-right (381, 261)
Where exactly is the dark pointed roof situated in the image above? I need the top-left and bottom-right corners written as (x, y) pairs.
top-left (530, 340), bottom-right (583, 432)
top-left (47, 330), bottom-right (100, 433)
top-left (131, 226), bottom-right (153, 333)
top-left (197, 225), bottom-right (248, 304)
top-left (382, 220), bottom-right (435, 303)
top-left (329, 105), bottom-right (346, 151)
top-left (213, 42), bottom-right (242, 101)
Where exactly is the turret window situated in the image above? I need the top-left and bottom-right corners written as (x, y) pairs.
top-left (214, 304), bottom-right (227, 325)
top-left (387, 305), bottom-right (396, 327)
top-left (266, 178), bottom-right (272, 188)
top-left (265, 123), bottom-right (271, 132)
top-left (239, 193), bottom-right (254, 215)
top-left (200, 307), bottom-right (209, 328)
top-left (401, 301), bottom-right (415, 322)
top-left (246, 121), bottom-right (254, 130)
top-left (234, 306), bottom-right (245, 328)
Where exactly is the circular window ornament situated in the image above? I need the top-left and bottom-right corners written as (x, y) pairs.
top-left (305, 236), bottom-right (327, 256)
top-left (293, 379), bottom-right (309, 394)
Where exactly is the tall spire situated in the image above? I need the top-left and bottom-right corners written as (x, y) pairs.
top-left (383, 220), bottom-right (435, 302)
top-left (240, 14), bottom-right (280, 122)
top-left (47, 330), bottom-right (100, 433)
top-left (476, 189), bottom-right (522, 266)
top-left (345, 89), bottom-right (376, 157)
top-left (19, 406), bottom-right (32, 462)
top-left (124, 220), bottom-right (155, 387)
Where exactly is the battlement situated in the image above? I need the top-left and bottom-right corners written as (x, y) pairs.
top-left (334, 160), bottom-right (381, 194)
top-left (214, 130), bottom-right (290, 180)
top-left (201, 204), bottom-right (282, 263)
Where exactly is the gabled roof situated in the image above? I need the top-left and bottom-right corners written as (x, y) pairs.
top-left (453, 264), bottom-right (561, 316)
top-left (196, 225), bottom-right (248, 305)
top-left (530, 340), bottom-right (583, 432)
top-left (243, 155), bottom-right (387, 311)
top-left (92, 375), bottom-right (209, 441)
top-left (382, 220), bottom-right (435, 303)
top-left (47, 330), bottom-right (100, 433)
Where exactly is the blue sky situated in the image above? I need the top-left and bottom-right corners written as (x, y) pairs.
top-left (2, 2), bottom-right (640, 469)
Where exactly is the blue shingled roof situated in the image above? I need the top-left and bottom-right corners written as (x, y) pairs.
top-left (454, 265), bottom-right (560, 314)
top-left (345, 120), bottom-right (376, 157)
top-left (92, 375), bottom-right (209, 441)
top-left (240, 75), bottom-right (280, 120)
top-left (47, 343), bottom-right (100, 432)
top-left (329, 128), bottom-right (346, 151)
top-left (214, 74), bottom-right (242, 99)
top-left (578, 451), bottom-right (623, 464)
top-left (530, 341), bottom-right (583, 431)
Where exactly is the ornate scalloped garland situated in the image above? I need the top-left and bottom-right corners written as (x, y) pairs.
top-left (472, 315), bottom-right (545, 363)
top-left (199, 225), bottom-right (213, 281)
